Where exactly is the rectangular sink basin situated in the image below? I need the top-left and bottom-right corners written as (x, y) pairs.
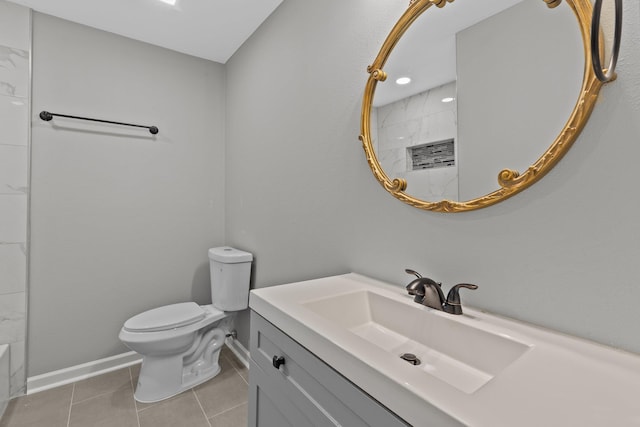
top-left (250, 273), bottom-right (640, 427)
top-left (302, 290), bottom-right (530, 393)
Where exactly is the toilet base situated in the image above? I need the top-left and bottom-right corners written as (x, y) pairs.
top-left (134, 358), bottom-right (221, 403)
top-left (133, 329), bottom-right (226, 403)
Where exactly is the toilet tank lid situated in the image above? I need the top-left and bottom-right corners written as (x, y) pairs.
top-left (123, 302), bottom-right (206, 332)
top-left (208, 247), bottom-right (253, 263)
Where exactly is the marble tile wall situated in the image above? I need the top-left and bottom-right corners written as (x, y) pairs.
top-left (375, 81), bottom-right (458, 201)
top-left (0, 0), bottom-right (30, 397)
top-left (0, 345), bottom-right (8, 416)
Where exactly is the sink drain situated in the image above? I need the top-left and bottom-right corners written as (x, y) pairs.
top-left (400, 353), bottom-right (421, 366)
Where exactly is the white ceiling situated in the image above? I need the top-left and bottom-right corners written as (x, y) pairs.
top-left (7, 0), bottom-right (283, 63)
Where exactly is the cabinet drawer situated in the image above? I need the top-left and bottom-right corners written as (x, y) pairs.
top-left (249, 361), bottom-right (315, 427)
top-left (250, 311), bottom-right (409, 427)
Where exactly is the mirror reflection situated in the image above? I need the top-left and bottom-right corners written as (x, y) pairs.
top-left (370, 0), bottom-right (583, 202)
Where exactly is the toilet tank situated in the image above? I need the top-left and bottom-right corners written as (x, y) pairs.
top-left (208, 247), bottom-right (253, 311)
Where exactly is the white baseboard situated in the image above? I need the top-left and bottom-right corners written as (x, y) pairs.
top-left (225, 337), bottom-right (250, 369)
top-left (27, 351), bottom-right (142, 395)
top-left (26, 341), bottom-right (250, 396)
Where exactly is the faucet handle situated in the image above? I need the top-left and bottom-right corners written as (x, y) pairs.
top-left (404, 269), bottom-right (422, 296)
top-left (445, 283), bottom-right (478, 315)
top-left (405, 269), bottom-right (422, 279)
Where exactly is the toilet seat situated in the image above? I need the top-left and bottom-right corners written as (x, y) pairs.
top-left (124, 302), bottom-right (208, 332)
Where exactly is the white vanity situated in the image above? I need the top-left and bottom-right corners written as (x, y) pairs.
top-left (248, 273), bottom-right (640, 426)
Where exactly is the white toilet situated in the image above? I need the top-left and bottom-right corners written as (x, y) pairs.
top-left (119, 246), bottom-right (252, 403)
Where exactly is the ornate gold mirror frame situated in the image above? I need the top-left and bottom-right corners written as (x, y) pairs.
top-left (359, 0), bottom-right (604, 212)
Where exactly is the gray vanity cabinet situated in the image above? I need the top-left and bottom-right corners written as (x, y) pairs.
top-left (248, 311), bottom-right (410, 427)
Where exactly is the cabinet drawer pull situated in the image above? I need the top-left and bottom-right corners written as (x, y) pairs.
top-left (272, 355), bottom-right (285, 369)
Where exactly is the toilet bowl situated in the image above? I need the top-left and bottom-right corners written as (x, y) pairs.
top-left (119, 247), bottom-right (252, 403)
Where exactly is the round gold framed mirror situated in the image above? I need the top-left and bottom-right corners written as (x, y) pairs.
top-left (359, 0), bottom-right (605, 212)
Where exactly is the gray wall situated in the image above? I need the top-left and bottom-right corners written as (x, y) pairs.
top-left (24, 0), bottom-right (640, 378)
top-left (226, 0), bottom-right (640, 355)
top-left (457, 1), bottom-right (582, 201)
top-left (29, 13), bottom-right (226, 375)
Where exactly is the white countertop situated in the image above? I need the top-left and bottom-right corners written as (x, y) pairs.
top-left (249, 273), bottom-right (640, 427)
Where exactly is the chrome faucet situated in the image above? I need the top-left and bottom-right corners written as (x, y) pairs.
top-left (405, 269), bottom-right (478, 315)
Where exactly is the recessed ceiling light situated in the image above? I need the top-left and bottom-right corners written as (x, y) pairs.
top-left (396, 77), bottom-right (411, 85)
top-left (157, 0), bottom-right (177, 6)
top-left (442, 97), bottom-right (455, 103)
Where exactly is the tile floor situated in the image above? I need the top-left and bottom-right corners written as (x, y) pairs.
top-left (0, 346), bottom-right (249, 427)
